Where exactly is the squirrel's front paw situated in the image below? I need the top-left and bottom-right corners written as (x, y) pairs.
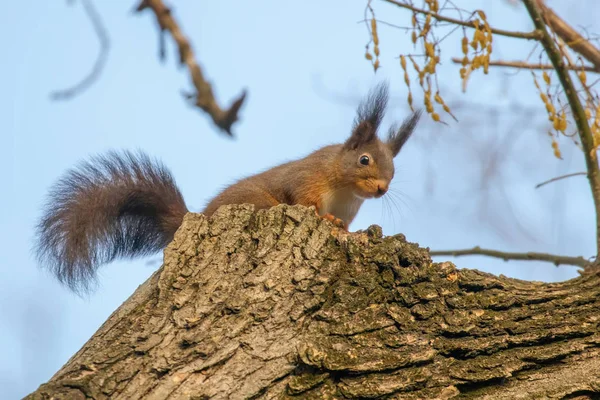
top-left (321, 213), bottom-right (347, 230)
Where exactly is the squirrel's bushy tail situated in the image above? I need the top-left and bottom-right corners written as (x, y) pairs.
top-left (35, 150), bottom-right (188, 293)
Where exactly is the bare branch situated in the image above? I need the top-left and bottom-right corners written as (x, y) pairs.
top-left (523, 0), bottom-right (600, 257)
top-left (50, 0), bottom-right (110, 100)
top-left (136, 0), bottom-right (247, 137)
top-left (535, 0), bottom-right (600, 71)
top-left (536, 172), bottom-right (588, 189)
top-left (382, 0), bottom-right (542, 40)
top-left (451, 58), bottom-right (600, 73)
top-left (430, 246), bottom-right (589, 267)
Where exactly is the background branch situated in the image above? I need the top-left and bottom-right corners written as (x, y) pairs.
top-left (430, 246), bottom-right (589, 267)
top-left (50, 0), bottom-right (110, 100)
top-left (136, 0), bottom-right (247, 137)
top-left (523, 0), bottom-right (600, 258)
top-left (535, 0), bottom-right (600, 71)
top-left (450, 57), bottom-right (600, 72)
top-left (535, 172), bottom-right (588, 189)
top-left (382, 0), bottom-right (542, 40)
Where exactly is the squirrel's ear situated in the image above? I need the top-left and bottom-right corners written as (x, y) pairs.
top-left (345, 82), bottom-right (390, 150)
top-left (344, 120), bottom-right (376, 150)
top-left (387, 110), bottom-right (422, 157)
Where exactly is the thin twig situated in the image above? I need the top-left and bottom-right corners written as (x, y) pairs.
top-left (430, 246), bottom-right (588, 267)
top-left (535, 172), bottom-right (588, 188)
top-left (382, 0), bottom-right (542, 40)
top-left (357, 18), bottom-right (410, 31)
top-left (535, 0), bottom-right (600, 71)
top-left (450, 58), bottom-right (599, 73)
top-left (523, 0), bottom-right (600, 258)
top-left (50, 0), bottom-right (110, 100)
top-left (136, 0), bottom-right (246, 137)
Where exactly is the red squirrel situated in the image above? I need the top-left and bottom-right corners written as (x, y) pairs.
top-left (35, 83), bottom-right (421, 292)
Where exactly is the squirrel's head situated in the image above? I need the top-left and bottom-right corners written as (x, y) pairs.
top-left (340, 83), bottom-right (422, 199)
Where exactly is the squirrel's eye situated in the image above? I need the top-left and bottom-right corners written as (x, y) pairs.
top-left (359, 155), bottom-right (370, 166)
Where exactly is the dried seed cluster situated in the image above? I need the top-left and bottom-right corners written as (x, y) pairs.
top-left (367, 1), bottom-right (494, 123)
top-left (533, 71), bottom-right (567, 159)
top-left (579, 69), bottom-right (600, 152)
top-left (365, 6), bottom-right (381, 72)
top-left (532, 65), bottom-right (600, 159)
top-left (459, 11), bottom-right (493, 79)
top-left (589, 100), bottom-right (600, 152)
top-left (400, 0), bottom-right (455, 123)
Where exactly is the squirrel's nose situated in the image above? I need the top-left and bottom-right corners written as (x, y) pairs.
top-left (376, 182), bottom-right (389, 196)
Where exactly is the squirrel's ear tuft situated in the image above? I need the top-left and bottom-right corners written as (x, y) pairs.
top-left (387, 110), bottom-right (422, 156)
top-left (345, 83), bottom-right (389, 150)
top-left (354, 82), bottom-right (389, 132)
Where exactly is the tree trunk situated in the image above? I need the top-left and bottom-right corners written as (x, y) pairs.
top-left (26, 205), bottom-right (600, 399)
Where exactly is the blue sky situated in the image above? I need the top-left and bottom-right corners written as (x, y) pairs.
top-left (2, 1), bottom-right (598, 398)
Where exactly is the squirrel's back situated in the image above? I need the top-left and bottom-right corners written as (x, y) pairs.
top-left (203, 144), bottom-right (342, 216)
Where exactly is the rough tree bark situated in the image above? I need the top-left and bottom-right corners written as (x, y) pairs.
top-left (27, 205), bottom-right (600, 399)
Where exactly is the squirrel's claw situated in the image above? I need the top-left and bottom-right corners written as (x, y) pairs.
top-left (321, 213), bottom-right (347, 230)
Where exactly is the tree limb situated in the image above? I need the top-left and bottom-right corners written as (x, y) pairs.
top-left (430, 246), bottom-right (589, 267)
top-left (450, 57), bottom-right (600, 73)
top-left (136, 0), bottom-right (247, 137)
top-left (523, 0), bottom-right (600, 259)
top-left (24, 205), bottom-right (600, 399)
top-left (382, 0), bottom-right (542, 40)
top-left (535, 0), bottom-right (600, 71)
top-left (50, 0), bottom-right (110, 100)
